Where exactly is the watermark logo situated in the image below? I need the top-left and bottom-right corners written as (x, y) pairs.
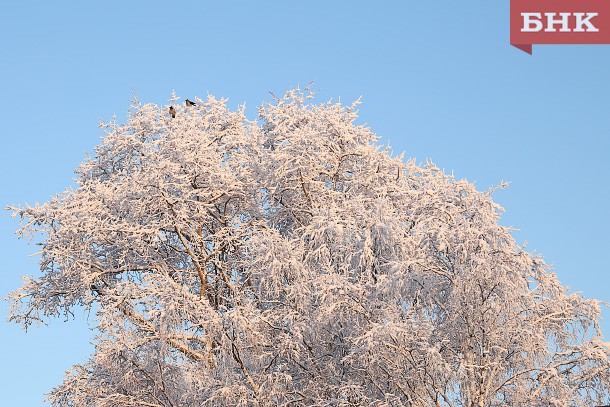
top-left (510, 0), bottom-right (610, 54)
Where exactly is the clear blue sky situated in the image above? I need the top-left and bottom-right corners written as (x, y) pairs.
top-left (1, 2), bottom-right (609, 405)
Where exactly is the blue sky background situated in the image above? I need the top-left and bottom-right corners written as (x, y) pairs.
top-left (1, 1), bottom-right (609, 405)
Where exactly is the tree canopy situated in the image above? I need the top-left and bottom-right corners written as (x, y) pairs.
top-left (7, 88), bottom-right (610, 406)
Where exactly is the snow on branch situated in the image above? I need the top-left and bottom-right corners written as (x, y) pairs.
top-left (6, 89), bottom-right (610, 406)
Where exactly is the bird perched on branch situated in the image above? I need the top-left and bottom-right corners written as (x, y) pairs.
top-left (185, 99), bottom-right (196, 107)
top-left (169, 106), bottom-right (176, 118)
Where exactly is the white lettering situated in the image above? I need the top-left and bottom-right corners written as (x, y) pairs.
top-left (522, 13), bottom-right (543, 32)
top-left (573, 12), bottom-right (599, 32)
top-left (544, 12), bottom-right (572, 32)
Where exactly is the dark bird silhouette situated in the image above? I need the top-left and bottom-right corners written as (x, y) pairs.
top-left (185, 99), bottom-right (196, 107)
top-left (169, 106), bottom-right (176, 118)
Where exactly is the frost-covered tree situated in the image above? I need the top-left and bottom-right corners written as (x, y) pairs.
top-left (7, 87), bottom-right (610, 406)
